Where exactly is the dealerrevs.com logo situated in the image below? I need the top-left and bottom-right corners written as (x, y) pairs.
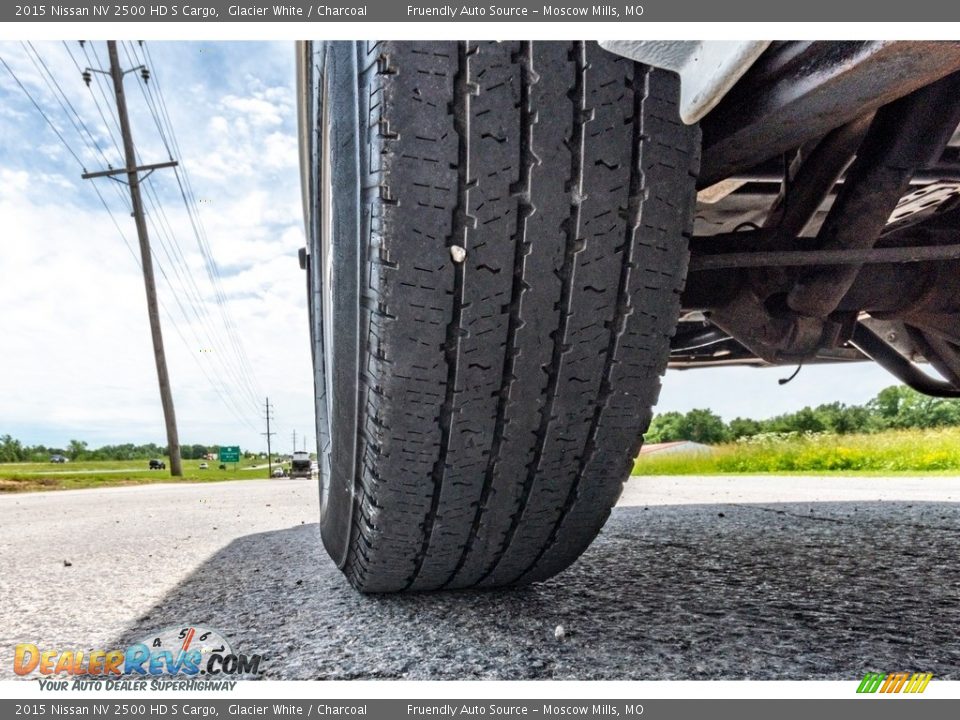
top-left (14, 625), bottom-right (264, 689)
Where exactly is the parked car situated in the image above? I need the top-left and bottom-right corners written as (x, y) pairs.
top-left (49, 455), bottom-right (67, 463)
top-left (198, 462), bottom-right (208, 469)
top-left (299, 40), bottom-right (960, 592)
top-left (148, 459), bottom-right (166, 470)
top-left (272, 466), bottom-right (286, 478)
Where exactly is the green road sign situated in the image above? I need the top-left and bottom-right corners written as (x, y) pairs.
top-left (218, 446), bottom-right (240, 463)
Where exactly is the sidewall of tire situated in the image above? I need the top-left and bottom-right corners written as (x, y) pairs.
top-left (315, 41), bottom-right (363, 569)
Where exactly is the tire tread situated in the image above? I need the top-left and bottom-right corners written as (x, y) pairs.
top-left (334, 41), bottom-right (699, 592)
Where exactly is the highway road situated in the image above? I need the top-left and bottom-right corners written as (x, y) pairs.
top-left (2, 475), bottom-right (959, 679)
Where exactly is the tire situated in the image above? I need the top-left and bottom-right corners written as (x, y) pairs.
top-left (308, 41), bottom-right (699, 592)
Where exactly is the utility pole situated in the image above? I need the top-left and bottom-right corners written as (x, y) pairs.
top-left (82, 41), bottom-right (182, 476)
top-left (262, 397), bottom-right (275, 478)
top-left (292, 429), bottom-right (297, 455)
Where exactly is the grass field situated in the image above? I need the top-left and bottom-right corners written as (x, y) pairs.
top-left (0, 458), bottom-right (283, 492)
top-left (633, 427), bottom-right (960, 475)
top-left (7, 427), bottom-right (959, 492)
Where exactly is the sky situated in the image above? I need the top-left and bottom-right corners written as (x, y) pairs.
top-left (1, 40), bottom-right (313, 453)
top-left (0, 40), bottom-right (904, 453)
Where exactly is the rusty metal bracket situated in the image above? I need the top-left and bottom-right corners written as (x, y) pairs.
top-left (689, 242), bottom-right (960, 271)
top-left (787, 70), bottom-right (960, 318)
top-left (850, 323), bottom-right (960, 397)
top-left (700, 41), bottom-right (960, 187)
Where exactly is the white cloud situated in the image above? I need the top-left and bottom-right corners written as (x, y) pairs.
top-left (262, 131), bottom-right (299, 170)
top-left (1, 168), bottom-right (29, 190)
top-left (220, 95), bottom-right (285, 127)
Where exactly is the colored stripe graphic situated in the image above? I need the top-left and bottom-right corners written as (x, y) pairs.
top-left (857, 672), bottom-right (932, 694)
top-left (904, 673), bottom-right (933, 694)
top-left (881, 672), bottom-right (909, 693)
top-left (857, 672), bottom-right (886, 693)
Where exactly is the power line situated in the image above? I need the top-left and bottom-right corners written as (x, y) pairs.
top-left (3, 45), bottom-right (261, 436)
top-left (138, 41), bottom-right (266, 405)
top-left (117, 41), bottom-right (264, 410)
top-left (94, 180), bottom-right (259, 433)
top-left (139, 202), bottom-right (261, 428)
top-left (23, 42), bottom-right (113, 170)
top-left (106, 64), bottom-right (264, 424)
top-left (63, 41), bottom-right (124, 167)
top-left (84, 40), bottom-right (264, 415)
top-left (122, 41), bottom-right (174, 160)
top-left (1, 55), bottom-right (86, 169)
top-left (138, 184), bottom-right (263, 423)
top-left (80, 40), bottom-right (123, 143)
top-left (122, 143), bottom-right (263, 409)
top-left (169, 166), bottom-right (267, 408)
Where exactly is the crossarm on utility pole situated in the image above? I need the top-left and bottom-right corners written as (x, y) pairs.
top-left (81, 160), bottom-right (178, 180)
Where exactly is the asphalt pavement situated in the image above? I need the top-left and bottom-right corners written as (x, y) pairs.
top-left (2, 475), bottom-right (960, 680)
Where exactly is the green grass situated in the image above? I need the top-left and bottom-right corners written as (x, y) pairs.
top-left (633, 427), bottom-right (960, 475)
top-left (0, 458), bottom-right (281, 492)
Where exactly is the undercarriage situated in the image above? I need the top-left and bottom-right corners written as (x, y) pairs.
top-left (670, 41), bottom-right (960, 398)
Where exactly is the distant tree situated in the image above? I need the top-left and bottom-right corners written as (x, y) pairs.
top-left (869, 385), bottom-right (911, 424)
top-left (647, 409), bottom-right (729, 444)
top-left (0, 434), bottom-right (25, 463)
top-left (646, 411), bottom-right (686, 443)
top-left (681, 408), bottom-right (731, 444)
top-left (728, 417), bottom-right (762, 439)
top-left (869, 385), bottom-right (960, 429)
top-left (812, 402), bottom-right (874, 434)
top-left (67, 439), bottom-right (88, 461)
top-left (181, 444), bottom-right (210, 460)
top-left (26, 445), bottom-right (50, 462)
top-left (767, 406), bottom-right (826, 434)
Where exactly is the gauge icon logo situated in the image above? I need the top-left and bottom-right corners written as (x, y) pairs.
top-left (127, 625), bottom-right (261, 676)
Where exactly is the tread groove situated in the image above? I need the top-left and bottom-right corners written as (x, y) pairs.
top-left (405, 41), bottom-right (472, 590)
top-left (442, 41), bottom-right (535, 589)
top-left (477, 41), bottom-right (587, 586)
top-left (517, 65), bottom-right (648, 583)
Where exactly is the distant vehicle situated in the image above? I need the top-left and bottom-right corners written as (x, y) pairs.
top-left (199, 462), bottom-right (209, 469)
top-left (289, 451), bottom-right (312, 478)
top-left (49, 455), bottom-right (67, 463)
top-left (148, 459), bottom-right (166, 470)
top-left (272, 466), bottom-right (286, 478)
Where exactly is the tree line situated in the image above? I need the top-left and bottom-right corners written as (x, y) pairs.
top-left (647, 385), bottom-right (960, 445)
top-left (0, 438), bottom-right (236, 463)
top-left (4, 383), bottom-right (958, 460)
